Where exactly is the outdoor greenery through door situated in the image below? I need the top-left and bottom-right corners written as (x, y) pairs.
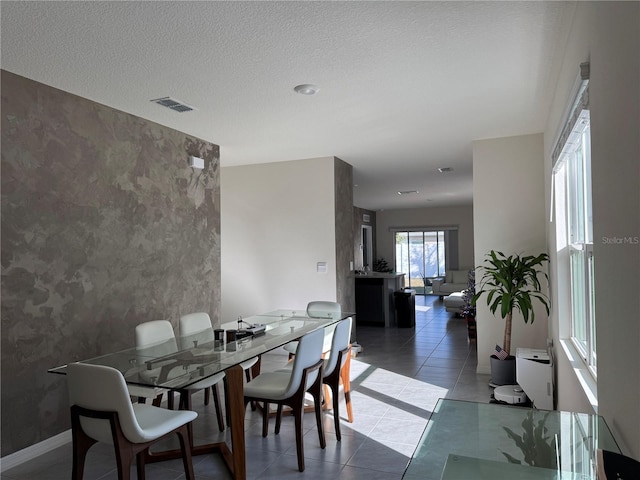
top-left (395, 230), bottom-right (446, 294)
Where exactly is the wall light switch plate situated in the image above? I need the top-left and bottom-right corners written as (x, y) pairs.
top-left (317, 262), bottom-right (327, 273)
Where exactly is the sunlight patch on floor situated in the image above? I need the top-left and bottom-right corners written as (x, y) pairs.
top-left (339, 358), bottom-right (449, 455)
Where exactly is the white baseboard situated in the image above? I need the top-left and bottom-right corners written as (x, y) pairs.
top-left (0, 430), bottom-right (71, 472)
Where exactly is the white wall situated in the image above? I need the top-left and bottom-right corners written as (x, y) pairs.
top-left (543, 2), bottom-right (640, 457)
top-left (221, 157), bottom-right (338, 321)
top-left (472, 134), bottom-right (549, 374)
top-left (375, 205), bottom-right (474, 270)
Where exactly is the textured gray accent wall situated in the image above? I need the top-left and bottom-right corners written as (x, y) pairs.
top-left (334, 158), bottom-right (354, 313)
top-left (1, 71), bottom-right (221, 455)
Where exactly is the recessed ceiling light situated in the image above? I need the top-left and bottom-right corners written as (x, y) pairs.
top-left (294, 84), bottom-right (319, 95)
top-left (398, 190), bottom-right (419, 195)
top-left (438, 167), bottom-right (453, 173)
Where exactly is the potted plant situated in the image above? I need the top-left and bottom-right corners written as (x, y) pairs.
top-left (461, 269), bottom-right (476, 340)
top-left (373, 258), bottom-right (393, 273)
top-left (472, 250), bottom-right (550, 385)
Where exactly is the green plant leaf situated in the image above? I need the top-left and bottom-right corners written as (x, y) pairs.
top-left (474, 250), bottom-right (550, 348)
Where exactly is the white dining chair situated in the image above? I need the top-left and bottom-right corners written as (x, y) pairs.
top-left (277, 316), bottom-right (353, 440)
top-left (179, 312), bottom-right (260, 415)
top-left (133, 320), bottom-right (181, 408)
top-left (282, 301), bottom-right (342, 356)
top-left (179, 312), bottom-right (259, 384)
top-left (243, 328), bottom-right (326, 472)
top-left (320, 316), bottom-right (353, 440)
top-left (66, 362), bottom-right (197, 480)
top-left (135, 319), bottom-right (226, 431)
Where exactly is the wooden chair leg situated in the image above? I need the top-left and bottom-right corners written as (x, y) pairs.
top-left (113, 442), bottom-right (134, 480)
top-left (341, 354), bottom-right (354, 423)
top-left (211, 384), bottom-right (225, 431)
top-left (275, 404), bottom-right (283, 434)
top-left (249, 356), bottom-right (262, 408)
top-left (311, 379), bottom-right (326, 448)
top-left (179, 390), bottom-right (193, 410)
top-left (293, 399), bottom-right (305, 472)
top-left (175, 424), bottom-right (195, 480)
top-left (71, 416), bottom-right (97, 480)
top-left (204, 386), bottom-right (211, 406)
top-left (329, 382), bottom-right (342, 441)
top-left (262, 402), bottom-right (270, 437)
top-left (136, 451), bottom-right (145, 480)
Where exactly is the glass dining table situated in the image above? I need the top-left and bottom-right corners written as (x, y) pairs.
top-left (403, 398), bottom-right (621, 480)
top-left (50, 308), bottom-right (353, 480)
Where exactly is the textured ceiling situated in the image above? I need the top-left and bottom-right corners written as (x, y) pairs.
top-left (1, 1), bottom-right (574, 211)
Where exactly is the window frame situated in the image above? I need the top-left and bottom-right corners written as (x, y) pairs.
top-left (552, 63), bottom-right (596, 376)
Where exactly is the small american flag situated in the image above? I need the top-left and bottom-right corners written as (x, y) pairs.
top-left (494, 344), bottom-right (509, 360)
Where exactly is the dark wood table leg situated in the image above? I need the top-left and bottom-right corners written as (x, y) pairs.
top-left (225, 364), bottom-right (246, 480)
top-left (144, 364), bottom-right (246, 480)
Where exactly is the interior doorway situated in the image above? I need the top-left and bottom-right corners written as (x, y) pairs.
top-left (361, 225), bottom-right (373, 272)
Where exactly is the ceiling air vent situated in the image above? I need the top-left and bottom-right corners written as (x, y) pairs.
top-left (150, 97), bottom-right (196, 113)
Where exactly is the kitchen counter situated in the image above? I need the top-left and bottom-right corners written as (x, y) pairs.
top-left (354, 273), bottom-right (405, 327)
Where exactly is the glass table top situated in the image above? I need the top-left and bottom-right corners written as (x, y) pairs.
top-left (403, 399), bottom-right (620, 480)
top-left (50, 310), bottom-right (354, 390)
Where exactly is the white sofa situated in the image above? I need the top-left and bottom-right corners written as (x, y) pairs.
top-left (432, 269), bottom-right (470, 298)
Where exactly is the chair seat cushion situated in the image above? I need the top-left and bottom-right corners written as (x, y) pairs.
top-left (185, 371), bottom-right (225, 391)
top-left (240, 356), bottom-right (259, 370)
top-left (282, 341), bottom-right (299, 354)
top-left (243, 372), bottom-right (292, 401)
top-left (126, 384), bottom-right (168, 399)
top-left (131, 404), bottom-right (197, 443)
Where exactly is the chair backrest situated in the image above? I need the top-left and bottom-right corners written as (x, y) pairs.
top-left (306, 301), bottom-right (341, 318)
top-left (67, 362), bottom-right (146, 444)
top-left (179, 312), bottom-right (214, 349)
top-left (307, 301), bottom-right (342, 352)
top-left (284, 328), bottom-right (324, 397)
top-left (324, 317), bottom-right (353, 377)
top-left (135, 320), bottom-right (178, 367)
top-left (135, 320), bottom-right (176, 348)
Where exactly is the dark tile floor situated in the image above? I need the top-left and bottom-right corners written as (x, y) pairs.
top-left (2, 295), bottom-right (491, 479)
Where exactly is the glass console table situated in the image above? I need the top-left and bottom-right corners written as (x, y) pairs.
top-left (403, 399), bottom-right (620, 480)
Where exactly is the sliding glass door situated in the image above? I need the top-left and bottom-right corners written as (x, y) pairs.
top-left (395, 230), bottom-right (446, 293)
